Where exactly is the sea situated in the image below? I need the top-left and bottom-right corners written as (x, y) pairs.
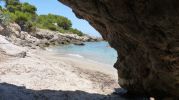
top-left (48, 41), bottom-right (117, 65)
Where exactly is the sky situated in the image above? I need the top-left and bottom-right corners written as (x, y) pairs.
top-left (19, 0), bottom-right (101, 37)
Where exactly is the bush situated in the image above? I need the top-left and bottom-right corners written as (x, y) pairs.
top-left (2, 0), bottom-right (37, 32)
top-left (69, 28), bottom-right (84, 36)
top-left (1, 0), bottom-right (84, 36)
top-left (57, 16), bottom-right (72, 30)
top-left (9, 11), bottom-right (36, 32)
top-left (5, 0), bottom-right (21, 12)
top-left (37, 14), bottom-right (72, 30)
top-left (58, 29), bottom-right (65, 33)
top-left (2, 10), bottom-right (16, 22)
top-left (0, 10), bottom-right (11, 26)
top-left (46, 23), bottom-right (57, 31)
top-left (24, 21), bottom-right (36, 32)
top-left (7, 4), bottom-right (21, 12)
top-left (21, 3), bottom-right (36, 14)
top-left (5, 0), bottom-right (20, 7)
top-left (14, 11), bottom-right (29, 22)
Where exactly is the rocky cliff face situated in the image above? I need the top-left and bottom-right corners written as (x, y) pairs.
top-left (0, 23), bottom-right (99, 49)
top-left (59, 0), bottom-right (179, 98)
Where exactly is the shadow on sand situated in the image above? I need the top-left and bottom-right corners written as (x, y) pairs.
top-left (0, 82), bottom-right (149, 100)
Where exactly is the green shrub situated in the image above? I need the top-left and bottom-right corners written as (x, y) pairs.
top-left (2, 10), bottom-right (16, 22)
top-left (37, 14), bottom-right (72, 30)
top-left (10, 11), bottom-right (35, 31)
top-left (4, 0), bottom-right (20, 7)
top-left (24, 21), bottom-right (36, 32)
top-left (57, 16), bottom-right (72, 30)
top-left (57, 28), bottom-right (66, 33)
top-left (0, 12), bottom-right (10, 26)
top-left (69, 28), bottom-right (84, 36)
top-left (46, 23), bottom-right (57, 31)
top-left (7, 4), bottom-right (21, 12)
top-left (1, 0), bottom-right (84, 36)
top-left (21, 3), bottom-right (36, 14)
top-left (5, 0), bottom-right (21, 12)
top-left (14, 11), bottom-right (29, 22)
top-left (1, 0), bottom-right (37, 32)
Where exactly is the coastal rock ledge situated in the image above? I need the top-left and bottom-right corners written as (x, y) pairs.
top-left (59, 0), bottom-right (179, 99)
top-left (0, 23), bottom-right (101, 49)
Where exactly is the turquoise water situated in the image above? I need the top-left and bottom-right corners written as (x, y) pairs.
top-left (49, 41), bottom-right (117, 65)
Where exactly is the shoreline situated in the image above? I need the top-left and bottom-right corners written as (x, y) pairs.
top-left (0, 36), bottom-right (120, 99)
top-left (47, 41), bottom-right (117, 65)
top-left (44, 49), bottom-right (118, 77)
top-left (0, 23), bottom-right (124, 99)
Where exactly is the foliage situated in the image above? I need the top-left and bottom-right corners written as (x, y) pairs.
top-left (4, 0), bottom-right (36, 14)
top-left (2, 10), bottom-right (16, 22)
top-left (1, 0), bottom-right (37, 31)
top-left (69, 28), bottom-right (84, 36)
top-left (4, 0), bottom-right (20, 7)
top-left (36, 14), bottom-right (72, 31)
top-left (56, 16), bottom-right (72, 30)
top-left (5, 0), bottom-right (21, 12)
top-left (0, 12), bottom-right (10, 25)
top-left (21, 2), bottom-right (36, 14)
top-left (0, 0), bottom-right (84, 36)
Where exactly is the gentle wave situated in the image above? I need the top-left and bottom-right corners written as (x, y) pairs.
top-left (67, 54), bottom-right (84, 58)
top-left (47, 42), bottom-right (117, 64)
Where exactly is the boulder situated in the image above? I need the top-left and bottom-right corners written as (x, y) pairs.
top-left (59, 0), bottom-right (179, 99)
top-left (73, 42), bottom-right (85, 46)
top-left (0, 35), bottom-right (27, 56)
top-left (15, 51), bottom-right (26, 58)
top-left (0, 25), bottom-right (4, 32)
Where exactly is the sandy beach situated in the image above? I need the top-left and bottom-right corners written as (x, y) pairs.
top-left (0, 38), bottom-right (122, 99)
top-left (0, 31), bottom-right (152, 100)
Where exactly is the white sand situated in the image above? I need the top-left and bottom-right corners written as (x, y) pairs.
top-left (0, 37), bottom-right (152, 100)
top-left (0, 47), bottom-right (119, 95)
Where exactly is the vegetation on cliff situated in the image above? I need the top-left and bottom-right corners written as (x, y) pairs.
top-left (0, 0), bottom-right (83, 36)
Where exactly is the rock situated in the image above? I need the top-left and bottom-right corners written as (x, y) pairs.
top-left (35, 39), bottom-right (50, 48)
top-left (19, 31), bottom-right (26, 40)
top-left (0, 35), bottom-right (27, 56)
top-left (0, 25), bottom-right (4, 32)
top-left (5, 23), bottom-right (21, 38)
top-left (1, 23), bottom-right (99, 48)
top-left (73, 42), bottom-right (85, 46)
top-left (15, 51), bottom-right (26, 58)
top-left (59, 0), bottom-right (179, 99)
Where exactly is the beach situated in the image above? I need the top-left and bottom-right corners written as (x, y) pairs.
top-left (0, 22), bottom-right (123, 99)
top-left (0, 40), bottom-right (121, 99)
top-left (0, 25), bottom-right (151, 100)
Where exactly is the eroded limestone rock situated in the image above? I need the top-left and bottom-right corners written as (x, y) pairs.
top-left (59, 0), bottom-right (179, 98)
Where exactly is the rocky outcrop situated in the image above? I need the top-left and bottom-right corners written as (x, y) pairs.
top-left (59, 0), bottom-right (179, 99)
top-left (33, 28), bottom-right (100, 46)
top-left (0, 23), bottom-right (101, 49)
top-left (0, 35), bottom-right (27, 57)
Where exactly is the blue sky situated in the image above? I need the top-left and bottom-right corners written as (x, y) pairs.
top-left (18, 0), bottom-right (100, 37)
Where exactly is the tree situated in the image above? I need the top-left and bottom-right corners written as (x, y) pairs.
top-left (4, 0), bottom-right (20, 7)
top-left (21, 2), bottom-right (36, 14)
top-left (57, 16), bottom-right (72, 30)
top-left (36, 14), bottom-right (72, 30)
top-left (0, 0), bottom-right (84, 36)
top-left (2, 0), bottom-right (37, 31)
